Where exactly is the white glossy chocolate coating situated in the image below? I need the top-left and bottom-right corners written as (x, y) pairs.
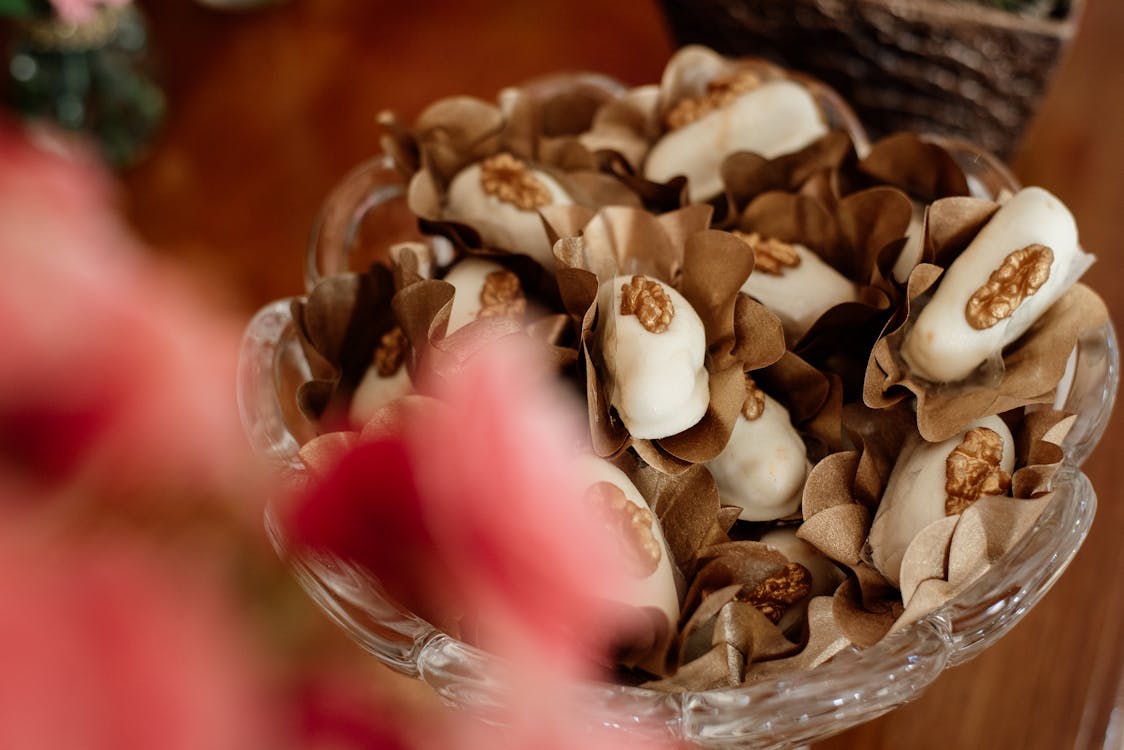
top-left (349, 365), bottom-right (411, 428)
top-left (598, 275), bottom-right (709, 439)
top-left (644, 79), bottom-right (828, 203)
top-left (901, 187), bottom-right (1091, 383)
top-left (445, 162), bottom-right (571, 269)
top-left (579, 85), bottom-right (661, 170)
top-left (389, 241), bottom-right (436, 280)
top-left (740, 243), bottom-right (860, 344)
top-left (1052, 345), bottom-right (1079, 411)
top-left (869, 415), bottom-right (1015, 587)
top-left (578, 455), bottom-right (680, 627)
top-left (707, 392), bottom-right (809, 521)
top-left (348, 242), bottom-right (433, 427)
top-left (759, 527), bottom-right (846, 632)
top-left (442, 257), bottom-right (507, 334)
top-left (891, 201), bottom-right (927, 283)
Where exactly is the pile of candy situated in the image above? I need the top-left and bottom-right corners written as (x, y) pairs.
top-left (287, 47), bottom-right (1106, 689)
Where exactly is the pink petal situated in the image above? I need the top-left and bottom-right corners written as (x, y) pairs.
top-left (0, 529), bottom-right (281, 750)
top-left (0, 122), bottom-right (263, 510)
top-left (409, 339), bottom-right (637, 670)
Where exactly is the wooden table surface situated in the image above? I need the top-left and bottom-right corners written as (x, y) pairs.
top-left (123, 1), bottom-right (1124, 747)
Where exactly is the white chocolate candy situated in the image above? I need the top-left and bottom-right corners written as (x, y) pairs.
top-left (579, 85), bottom-right (661, 170)
top-left (578, 455), bottom-right (680, 628)
top-left (901, 187), bottom-right (1093, 383)
top-left (1052, 345), bottom-right (1079, 411)
top-left (740, 241), bottom-right (860, 344)
top-left (349, 365), bottom-right (411, 428)
top-left (348, 242), bottom-right (436, 428)
top-left (388, 241), bottom-right (436, 281)
top-left (869, 415), bottom-right (1015, 588)
top-left (759, 528), bottom-right (846, 633)
top-left (441, 258), bottom-right (523, 334)
top-left (598, 275), bottom-right (709, 440)
top-left (707, 390), bottom-right (809, 521)
top-left (445, 158), bottom-right (572, 269)
top-left (891, 201), bottom-right (927, 283)
top-left (644, 79), bottom-right (828, 203)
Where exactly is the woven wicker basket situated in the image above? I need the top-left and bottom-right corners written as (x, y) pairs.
top-left (658, 0), bottom-right (1081, 158)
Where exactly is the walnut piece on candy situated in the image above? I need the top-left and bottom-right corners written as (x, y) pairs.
top-left (373, 327), bottom-right (408, 377)
top-left (734, 231), bottom-right (801, 277)
top-left (944, 427), bottom-right (1011, 516)
top-left (478, 152), bottom-right (553, 210)
top-left (578, 455), bottom-right (680, 629)
top-left (759, 528), bottom-right (847, 635)
top-left (741, 375), bottom-right (766, 421)
top-left (664, 69), bottom-right (763, 130)
top-left (587, 481), bottom-right (662, 578)
top-left (478, 269), bottom-right (527, 320)
top-left (965, 244), bottom-right (1053, 331)
top-left (743, 562), bottom-right (812, 625)
top-left (620, 275), bottom-right (675, 334)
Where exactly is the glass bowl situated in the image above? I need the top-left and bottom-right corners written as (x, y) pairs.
top-left (237, 72), bottom-right (1119, 749)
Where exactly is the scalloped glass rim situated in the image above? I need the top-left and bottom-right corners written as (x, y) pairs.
top-left (238, 68), bottom-right (1121, 748)
top-left (251, 321), bottom-right (1114, 748)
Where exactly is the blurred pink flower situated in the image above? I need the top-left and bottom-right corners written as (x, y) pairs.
top-left (289, 340), bottom-right (683, 748)
top-left (0, 121), bottom-right (262, 507)
top-left (0, 122), bottom-right (442, 750)
top-left (293, 667), bottom-right (420, 750)
top-left (0, 120), bottom-right (678, 750)
top-left (48, 0), bottom-right (130, 25)
top-left (290, 339), bottom-right (641, 675)
top-left (289, 434), bottom-right (452, 624)
top-left (0, 523), bottom-right (281, 750)
top-left (408, 341), bottom-right (643, 673)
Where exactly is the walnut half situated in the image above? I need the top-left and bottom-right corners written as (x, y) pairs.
top-left (586, 481), bottom-right (662, 578)
top-left (965, 244), bottom-right (1053, 330)
top-left (734, 231), bottom-right (801, 276)
top-left (742, 562), bottom-right (812, 624)
top-left (945, 427), bottom-right (1011, 516)
top-left (665, 69), bottom-right (763, 130)
top-left (619, 275), bottom-right (675, 334)
top-left (478, 152), bottom-right (553, 211)
top-left (374, 326), bottom-right (408, 377)
top-left (742, 375), bottom-right (766, 421)
top-left (477, 270), bottom-right (526, 320)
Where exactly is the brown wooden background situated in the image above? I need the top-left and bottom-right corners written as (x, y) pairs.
top-left (123, 1), bottom-right (1124, 747)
